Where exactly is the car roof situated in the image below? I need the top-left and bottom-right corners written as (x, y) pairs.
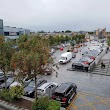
top-left (37, 82), bottom-right (58, 90)
top-left (61, 52), bottom-right (71, 57)
top-left (55, 82), bottom-right (73, 94)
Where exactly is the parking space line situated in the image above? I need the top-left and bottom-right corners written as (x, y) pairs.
top-left (71, 104), bottom-right (78, 110)
top-left (76, 102), bottom-right (99, 108)
top-left (96, 96), bottom-right (110, 109)
top-left (76, 101), bottom-right (105, 108)
top-left (78, 93), bottom-right (97, 110)
top-left (66, 94), bottom-right (77, 110)
top-left (78, 92), bottom-right (110, 100)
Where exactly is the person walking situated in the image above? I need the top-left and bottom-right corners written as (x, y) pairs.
top-left (101, 62), bottom-right (105, 69)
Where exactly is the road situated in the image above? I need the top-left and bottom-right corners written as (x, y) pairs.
top-left (42, 43), bottom-right (110, 98)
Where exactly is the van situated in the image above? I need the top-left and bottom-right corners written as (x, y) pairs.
top-left (37, 82), bottom-right (58, 97)
top-left (59, 52), bottom-right (73, 64)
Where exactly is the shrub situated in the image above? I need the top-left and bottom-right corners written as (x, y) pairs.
top-left (31, 96), bottom-right (49, 110)
top-left (47, 100), bottom-right (60, 110)
top-left (31, 97), bottom-right (60, 110)
top-left (0, 89), bottom-right (12, 101)
top-left (9, 85), bottom-right (24, 100)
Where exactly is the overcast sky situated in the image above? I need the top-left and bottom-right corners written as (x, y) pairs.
top-left (0, 0), bottom-right (110, 31)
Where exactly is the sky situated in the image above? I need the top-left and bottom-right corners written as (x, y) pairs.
top-left (0, 0), bottom-right (110, 32)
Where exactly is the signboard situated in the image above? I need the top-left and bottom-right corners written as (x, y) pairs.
top-left (9, 32), bottom-right (17, 36)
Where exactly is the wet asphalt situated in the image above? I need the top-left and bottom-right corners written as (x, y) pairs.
top-left (42, 43), bottom-right (110, 98)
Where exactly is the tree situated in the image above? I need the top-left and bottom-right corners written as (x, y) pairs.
top-left (0, 35), bottom-right (15, 89)
top-left (48, 35), bottom-right (54, 46)
top-left (11, 36), bottom-right (50, 100)
top-left (65, 30), bottom-right (72, 33)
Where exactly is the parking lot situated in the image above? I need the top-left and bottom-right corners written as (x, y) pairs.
top-left (0, 41), bottom-right (110, 110)
top-left (42, 43), bottom-right (110, 110)
top-left (67, 92), bottom-right (110, 110)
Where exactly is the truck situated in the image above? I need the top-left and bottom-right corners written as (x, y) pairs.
top-left (59, 52), bottom-right (73, 64)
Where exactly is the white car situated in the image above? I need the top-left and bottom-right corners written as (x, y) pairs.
top-left (10, 81), bottom-right (21, 88)
top-left (10, 76), bottom-right (33, 88)
top-left (37, 82), bottom-right (58, 97)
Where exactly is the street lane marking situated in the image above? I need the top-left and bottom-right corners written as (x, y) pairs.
top-left (66, 94), bottom-right (77, 110)
top-left (78, 92), bottom-right (110, 100)
top-left (71, 104), bottom-right (78, 110)
top-left (78, 93), bottom-right (96, 110)
top-left (66, 92), bottom-right (110, 110)
top-left (96, 96), bottom-right (110, 109)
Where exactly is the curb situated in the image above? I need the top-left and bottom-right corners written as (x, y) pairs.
top-left (60, 107), bottom-right (66, 110)
top-left (0, 99), bottom-right (28, 110)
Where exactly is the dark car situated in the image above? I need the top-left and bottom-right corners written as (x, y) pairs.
top-left (0, 78), bottom-right (14, 89)
top-left (72, 60), bottom-right (89, 71)
top-left (80, 57), bottom-right (94, 65)
top-left (24, 79), bottom-right (47, 97)
top-left (52, 82), bottom-right (77, 106)
top-left (86, 52), bottom-right (98, 60)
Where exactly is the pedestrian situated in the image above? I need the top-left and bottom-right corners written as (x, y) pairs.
top-left (56, 72), bottom-right (58, 77)
top-left (101, 62), bottom-right (105, 69)
top-left (85, 67), bottom-right (88, 72)
top-left (56, 65), bottom-right (59, 70)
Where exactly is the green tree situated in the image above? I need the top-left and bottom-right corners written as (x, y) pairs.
top-left (11, 36), bottom-right (50, 100)
top-left (48, 35), bottom-right (54, 46)
top-left (0, 35), bottom-right (15, 89)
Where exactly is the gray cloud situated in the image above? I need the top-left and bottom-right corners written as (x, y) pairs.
top-left (0, 0), bottom-right (110, 31)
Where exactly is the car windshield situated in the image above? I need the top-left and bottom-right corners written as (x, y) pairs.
top-left (81, 57), bottom-right (90, 61)
top-left (28, 81), bottom-right (35, 87)
top-left (7, 78), bottom-right (13, 83)
top-left (61, 57), bottom-right (66, 60)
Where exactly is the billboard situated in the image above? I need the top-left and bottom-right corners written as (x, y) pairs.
top-left (0, 19), bottom-right (3, 29)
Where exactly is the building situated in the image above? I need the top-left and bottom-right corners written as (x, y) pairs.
top-left (4, 26), bottom-right (30, 40)
top-left (0, 19), bottom-right (30, 40)
top-left (94, 28), bottom-right (107, 39)
top-left (0, 19), bottom-right (4, 35)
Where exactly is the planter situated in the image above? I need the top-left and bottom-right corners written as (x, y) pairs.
top-left (0, 98), bottom-right (32, 110)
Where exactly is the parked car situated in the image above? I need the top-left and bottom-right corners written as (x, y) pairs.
top-left (72, 60), bottom-right (89, 71)
top-left (61, 44), bottom-right (66, 47)
top-left (86, 52), bottom-right (98, 60)
top-left (49, 48), bottom-right (56, 56)
top-left (80, 57), bottom-right (94, 65)
top-left (9, 81), bottom-right (22, 88)
top-left (73, 48), bottom-right (78, 53)
top-left (72, 53), bottom-right (76, 58)
top-left (59, 52), bottom-right (73, 64)
top-left (24, 79), bottom-right (47, 97)
top-left (0, 71), bottom-right (14, 82)
top-left (0, 77), bottom-right (14, 89)
top-left (74, 44), bottom-right (80, 48)
top-left (37, 82), bottom-right (58, 98)
top-left (52, 82), bottom-right (77, 106)
top-left (60, 47), bottom-right (64, 51)
top-left (9, 76), bottom-right (33, 88)
top-left (43, 67), bottom-right (53, 75)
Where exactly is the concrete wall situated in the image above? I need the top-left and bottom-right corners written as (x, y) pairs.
top-left (95, 47), bottom-right (107, 65)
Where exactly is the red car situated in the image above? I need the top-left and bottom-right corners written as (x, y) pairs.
top-left (60, 47), bottom-right (64, 51)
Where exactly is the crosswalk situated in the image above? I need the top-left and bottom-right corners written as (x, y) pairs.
top-left (91, 59), bottom-right (110, 76)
